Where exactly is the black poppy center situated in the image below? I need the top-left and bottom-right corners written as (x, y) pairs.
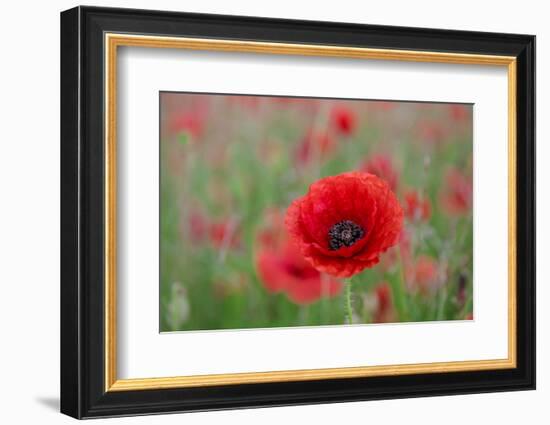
top-left (328, 220), bottom-right (365, 251)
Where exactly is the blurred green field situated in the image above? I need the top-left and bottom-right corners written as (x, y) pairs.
top-left (160, 93), bottom-right (473, 332)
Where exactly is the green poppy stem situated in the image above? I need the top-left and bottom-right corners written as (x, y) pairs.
top-left (344, 279), bottom-right (353, 324)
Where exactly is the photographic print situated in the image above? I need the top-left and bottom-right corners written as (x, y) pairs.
top-left (160, 93), bottom-right (473, 332)
top-left (61, 9), bottom-right (535, 417)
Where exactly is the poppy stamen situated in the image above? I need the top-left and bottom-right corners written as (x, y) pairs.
top-left (328, 220), bottom-right (365, 251)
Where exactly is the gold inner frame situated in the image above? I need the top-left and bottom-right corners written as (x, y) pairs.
top-left (104, 33), bottom-right (517, 392)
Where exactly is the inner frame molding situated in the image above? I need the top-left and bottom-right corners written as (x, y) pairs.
top-left (104, 32), bottom-right (517, 392)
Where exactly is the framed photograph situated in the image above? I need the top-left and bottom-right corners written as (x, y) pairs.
top-left (60, 6), bottom-right (535, 419)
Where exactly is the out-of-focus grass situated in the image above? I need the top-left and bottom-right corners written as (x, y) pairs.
top-left (160, 95), bottom-right (473, 332)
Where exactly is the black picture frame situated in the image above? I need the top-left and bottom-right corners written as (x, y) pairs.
top-left (61, 5), bottom-right (535, 419)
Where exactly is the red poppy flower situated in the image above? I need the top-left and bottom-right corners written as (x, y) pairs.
top-left (330, 106), bottom-right (357, 136)
top-left (208, 220), bottom-right (240, 249)
top-left (256, 211), bottom-right (341, 305)
top-left (361, 154), bottom-right (399, 191)
top-left (257, 239), bottom-right (342, 304)
top-left (373, 282), bottom-right (395, 323)
top-left (403, 190), bottom-right (431, 221)
top-left (405, 255), bottom-right (440, 294)
top-left (440, 167), bottom-right (472, 216)
top-left (187, 211), bottom-right (208, 242)
top-left (170, 107), bottom-right (207, 139)
top-left (285, 172), bottom-right (404, 278)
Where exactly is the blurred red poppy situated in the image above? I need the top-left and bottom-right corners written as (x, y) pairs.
top-left (403, 190), bottom-right (432, 221)
top-left (285, 171), bottom-right (403, 278)
top-left (209, 220), bottom-right (240, 249)
top-left (440, 167), bottom-right (473, 216)
top-left (187, 211), bottom-right (208, 242)
top-left (170, 108), bottom-right (207, 139)
top-left (330, 106), bottom-right (357, 136)
top-left (373, 283), bottom-right (395, 323)
top-left (449, 104), bottom-right (469, 122)
top-left (257, 240), bottom-right (342, 304)
top-left (361, 154), bottom-right (399, 191)
top-left (256, 211), bottom-right (341, 305)
top-left (405, 255), bottom-right (440, 294)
